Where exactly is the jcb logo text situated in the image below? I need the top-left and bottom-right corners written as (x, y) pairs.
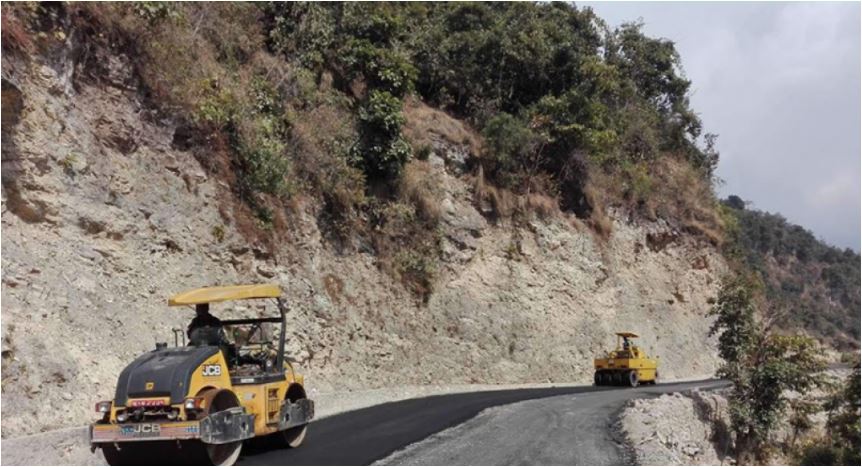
top-left (202, 364), bottom-right (221, 377)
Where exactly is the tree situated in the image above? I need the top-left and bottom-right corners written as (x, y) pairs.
top-left (710, 275), bottom-right (827, 464)
top-left (264, 1), bottom-right (722, 215)
top-left (352, 90), bottom-right (412, 179)
top-left (725, 194), bottom-right (746, 210)
top-left (824, 363), bottom-right (861, 465)
top-left (796, 362), bottom-right (861, 465)
top-left (480, 112), bottom-right (544, 189)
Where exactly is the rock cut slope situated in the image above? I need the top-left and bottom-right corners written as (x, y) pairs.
top-left (1, 46), bottom-right (725, 438)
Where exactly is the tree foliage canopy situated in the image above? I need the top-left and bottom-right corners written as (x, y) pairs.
top-left (710, 275), bottom-right (827, 464)
top-left (266, 1), bottom-right (718, 197)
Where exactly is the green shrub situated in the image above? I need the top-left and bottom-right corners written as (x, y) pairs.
top-left (352, 90), bottom-right (412, 178)
top-left (798, 443), bottom-right (844, 466)
top-left (341, 38), bottom-right (416, 97)
top-left (253, 205), bottom-right (274, 229)
top-left (481, 113), bottom-right (540, 185)
top-left (193, 80), bottom-right (238, 127)
top-left (358, 90), bottom-right (405, 135)
top-left (236, 127), bottom-right (290, 196)
top-left (59, 153), bottom-right (78, 174)
top-left (709, 275), bottom-right (827, 464)
top-left (415, 144), bottom-right (432, 161)
top-left (621, 162), bottom-right (653, 201)
top-left (132, 2), bottom-right (180, 24)
top-left (371, 195), bottom-right (443, 301)
top-left (211, 225), bottom-right (225, 242)
top-left (394, 249), bottom-right (438, 300)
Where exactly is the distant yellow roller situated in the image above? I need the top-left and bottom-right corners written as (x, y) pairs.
top-left (593, 332), bottom-right (658, 387)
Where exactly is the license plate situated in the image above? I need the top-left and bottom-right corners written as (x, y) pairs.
top-left (128, 398), bottom-right (170, 408)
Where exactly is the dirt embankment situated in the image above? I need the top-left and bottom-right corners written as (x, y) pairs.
top-left (619, 390), bottom-right (733, 465)
top-left (618, 369), bottom-right (851, 465)
top-left (2, 46), bottom-right (726, 440)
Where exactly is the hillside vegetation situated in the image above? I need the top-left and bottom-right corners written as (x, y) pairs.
top-left (2, 1), bottom-right (722, 233)
top-left (722, 196), bottom-right (860, 350)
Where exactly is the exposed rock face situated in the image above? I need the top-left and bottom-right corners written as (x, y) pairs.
top-left (1, 51), bottom-right (725, 437)
top-left (618, 370), bottom-right (851, 466)
top-left (619, 391), bottom-right (733, 465)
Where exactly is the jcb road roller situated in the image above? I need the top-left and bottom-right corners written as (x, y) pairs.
top-left (89, 284), bottom-right (314, 465)
top-left (593, 332), bottom-right (658, 387)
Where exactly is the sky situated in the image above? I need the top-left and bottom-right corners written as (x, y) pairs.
top-left (583, 1), bottom-right (861, 251)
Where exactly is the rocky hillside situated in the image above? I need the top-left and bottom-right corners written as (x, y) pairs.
top-left (619, 368), bottom-right (856, 465)
top-left (722, 196), bottom-right (860, 350)
top-left (0, 28), bottom-right (729, 440)
top-left (2, 3), bottom-right (744, 437)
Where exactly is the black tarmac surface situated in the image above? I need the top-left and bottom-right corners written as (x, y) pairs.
top-left (238, 379), bottom-right (726, 465)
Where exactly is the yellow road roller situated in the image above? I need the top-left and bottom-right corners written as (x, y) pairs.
top-left (89, 284), bottom-right (314, 465)
top-left (593, 332), bottom-right (658, 387)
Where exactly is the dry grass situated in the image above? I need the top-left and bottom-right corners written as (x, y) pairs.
top-left (385, 161), bottom-right (448, 300)
top-left (69, 3), bottom-right (265, 121)
top-left (402, 96), bottom-right (483, 157)
top-left (523, 193), bottom-right (559, 219)
top-left (571, 183), bottom-right (611, 241)
top-left (473, 167), bottom-right (514, 219)
top-left (650, 157), bottom-right (724, 245)
top-left (291, 98), bottom-right (366, 245)
top-left (588, 208), bottom-right (614, 241)
top-left (372, 199), bottom-right (442, 303)
top-left (473, 166), bottom-right (566, 223)
top-left (399, 160), bottom-right (443, 224)
top-left (1, 5), bottom-right (35, 54)
top-left (407, 92), bottom-right (569, 228)
top-left (587, 155), bottom-right (723, 245)
top-left (351, 161), bottom-right (450, 302)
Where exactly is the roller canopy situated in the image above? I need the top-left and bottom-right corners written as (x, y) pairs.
top-left (168, 284), bottom-right (281, 306)
top-left (616, 332), bottom-right (639, 338)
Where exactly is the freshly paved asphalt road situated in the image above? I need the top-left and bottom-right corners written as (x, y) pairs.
top-left (377, 379), bottom-right (729, 465)
top-left (238, 379), bottom-right (728, 466)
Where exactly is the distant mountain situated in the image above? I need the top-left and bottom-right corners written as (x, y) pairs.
top-left (723, 195), bottom-right (860, 349)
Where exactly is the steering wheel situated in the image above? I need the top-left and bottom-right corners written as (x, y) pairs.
top-left (238, 343), bottom-right (272, 368)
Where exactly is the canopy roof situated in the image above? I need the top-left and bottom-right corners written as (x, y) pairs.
top-left (168, 284), bottom-right (281, 306)
top-left (616, 332), bottom-right (639, 338)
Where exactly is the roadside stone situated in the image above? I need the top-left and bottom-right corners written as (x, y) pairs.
top-left (256, 264), bottom-right (276, 278)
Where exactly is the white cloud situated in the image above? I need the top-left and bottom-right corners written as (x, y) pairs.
top-left (808, 171), bottom-right (858, 210)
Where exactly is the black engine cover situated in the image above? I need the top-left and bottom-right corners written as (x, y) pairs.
top-left (114, 346), bottom-right (220, 406)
